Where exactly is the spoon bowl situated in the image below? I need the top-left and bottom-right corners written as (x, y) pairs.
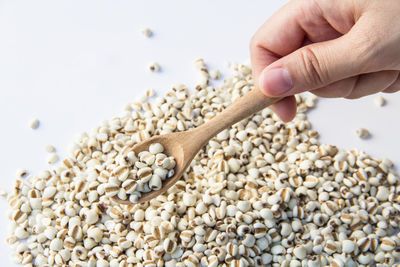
top-left (111, 131), bottom-right (194, 204)
top-left (112, 89), bottom-right (281, 204)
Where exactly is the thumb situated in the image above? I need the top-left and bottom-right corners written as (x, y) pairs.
top-left (258, 35), bottom-right (369, 97)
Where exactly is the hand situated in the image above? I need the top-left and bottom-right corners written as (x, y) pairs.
top-left (250, 0), bottom-right (400, 122)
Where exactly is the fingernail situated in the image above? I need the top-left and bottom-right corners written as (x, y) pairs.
top-left (259, 68), bottom-right (293, 96)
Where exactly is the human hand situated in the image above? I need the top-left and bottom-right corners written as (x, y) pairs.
top-left (250, 0), bottom-right (400, 122)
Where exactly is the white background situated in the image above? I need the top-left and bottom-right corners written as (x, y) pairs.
top-left (0, 1), bottom-right (399, 266)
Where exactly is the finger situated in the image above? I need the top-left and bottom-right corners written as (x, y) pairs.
top-left (250, 0), bottom-right (349, 85)
top-left (255, 0), bottom-right (392, 99)
top-left (345, 70), bottom-right (399, 99)
top-left (269, 96), bottom-right (297, 122)
top-left (258, 17), bottom-right (382, 98)
top-left (383, 72), bottom-right (400, 93)
top-left (311, 76), bottom-right (358, 98)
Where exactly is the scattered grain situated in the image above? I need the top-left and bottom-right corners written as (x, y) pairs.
top-left (28, 119), bottom-right (39, 129)
top-left (356, 128), bottom-right (370, 139)
top-left (140, 27), bottom-right (153, 38)
top-left (148, 62), bottom-right (160, 72)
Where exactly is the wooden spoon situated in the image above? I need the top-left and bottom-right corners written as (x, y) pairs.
top-left (112, 88), bottom-right (282, 204)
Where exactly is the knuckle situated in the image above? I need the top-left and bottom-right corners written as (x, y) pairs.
top-left (297, 46), bottom-right (327, 88)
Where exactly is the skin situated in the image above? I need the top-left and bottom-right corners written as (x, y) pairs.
top-left (250, 0), bottom-right (400, 122)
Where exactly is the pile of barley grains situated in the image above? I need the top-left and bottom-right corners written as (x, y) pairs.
top-left (6, 61), bottom-right (400, 267)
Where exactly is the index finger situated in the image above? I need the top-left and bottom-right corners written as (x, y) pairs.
top-left (250, 0), bottom-right (349, 85)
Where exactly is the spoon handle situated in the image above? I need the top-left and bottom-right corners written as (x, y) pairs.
top-left (194, 88), bottom-right (282, 143)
